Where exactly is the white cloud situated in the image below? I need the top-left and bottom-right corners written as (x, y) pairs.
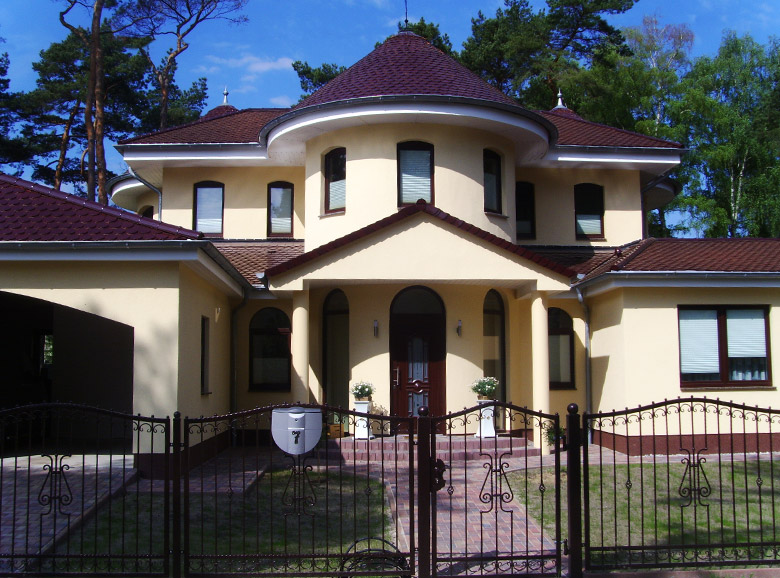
top-left (270, 95), bottom-right (295, 107)
top-left (201, 54), bottom-right (295, 81)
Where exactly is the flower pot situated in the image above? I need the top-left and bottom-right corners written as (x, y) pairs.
top-left (354, 399), bottom-right (374, 440)
top-left (475, 399), bottom-right (496, 438)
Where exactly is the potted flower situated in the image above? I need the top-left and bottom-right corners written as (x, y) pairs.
top-left (351, 380), bottom-right (375, 401)
top-left (470, 376), bottom-right (499, 400)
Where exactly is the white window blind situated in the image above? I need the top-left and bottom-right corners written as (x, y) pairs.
top-left (195, 186), bottom-right (222, 234)
top-left (400, 149), bottom-right (431, 204)
top-left (679, 309), bottom-right (720, 374)
top-left (270, 185), bottom-right (292, 234)
top-left (576, 214), bottom-right (602, 236)
top-left (727, 309), bottom-right (766, 358)
top-left (329, 179), bottom-right (346, 210)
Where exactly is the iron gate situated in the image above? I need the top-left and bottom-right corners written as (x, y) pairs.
top-left (583, 397), bottom-right (780, 571)
top-left (0, 403), bottom-right (171, 576)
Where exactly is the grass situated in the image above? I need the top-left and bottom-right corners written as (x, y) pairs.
top-left (52, 468), bottom-right (393, 574)
top-left (511, 454), bottom-right (780, 567)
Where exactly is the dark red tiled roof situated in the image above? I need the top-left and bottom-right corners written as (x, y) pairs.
top-left (0, 173), bottom-right (201, 241)
top-left (120, 108), bottom-right (287, 145)
top-left (522, 246), bottom-right (617, 277)
top-left (296, 32), bottom-right (518, 109)
top-left (213, 241), bottom-right (304, 286)
top-left (539, 109), bottom-right (683, 149)
top-left (266, 200), bottom-right (575, 279)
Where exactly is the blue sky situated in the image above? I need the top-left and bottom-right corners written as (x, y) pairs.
top-left (1, 0), bottom-right (778, 114)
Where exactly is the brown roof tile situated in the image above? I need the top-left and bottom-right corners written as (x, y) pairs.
top-left (120, 108), bottom-right (287, 145)
top-left (0, 173), bottom-right (201, 241)
top-left (539, 109), bottom-right (682, 149)
top-left (296, 32), bottom-right (518, 109)
top-left (265, 201), bottom-right (576, 279)
top-left (213, 241), bottom-right (304, 285)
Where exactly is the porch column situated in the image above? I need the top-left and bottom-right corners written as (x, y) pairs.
top-left (291, 290), bottom-right (310, 403)
top-left (530, 292), bottom-right (551, 455)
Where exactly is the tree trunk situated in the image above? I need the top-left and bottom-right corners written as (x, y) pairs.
top-left (54, 98), bottom-right (81, 191)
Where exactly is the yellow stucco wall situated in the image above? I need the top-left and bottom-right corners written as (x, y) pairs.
top-left (161, 166), bottom-right (305, 239)
top-left (589, 286), bottom-right (780, 413)
top-left (304, 123), bottom-right (516, 249)
top-left (176, 265), bottom-right (233, 420)
top-left (518, 167), bottom-right (643, 246)
top-left (0, 261), bottom-right (181, 417)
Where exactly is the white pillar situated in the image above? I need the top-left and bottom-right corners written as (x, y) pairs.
top-left (530, 292), bottom-right (551, 455)
top-left (291, 291), bottom-right (310, 403)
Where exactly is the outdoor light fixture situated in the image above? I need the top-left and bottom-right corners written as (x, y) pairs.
top-left (456, 320), bottom-right (462, 336)
top-left (373, 320), bottom-right (379, 337)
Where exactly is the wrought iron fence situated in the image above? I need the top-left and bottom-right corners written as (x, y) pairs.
top-left (583, 397), bottom-right (780, 571)
top-left (0, 403), bottom-right (170, 576)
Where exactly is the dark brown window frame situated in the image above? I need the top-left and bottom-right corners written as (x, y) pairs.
top-left (548, 307), bottom-right (575, 390)
top-left (483, 149), bottom-right (502, 214)
top-left (249, 307), bottom-right (292, 392)
top-left (515, 181), bottom-right (536, 240)
top-left (267, 181), bottom-right (294, 238)
top-left (200, 316), bottom-right (211, 395)
top-left (397, 141), bottom-right (434, 206)
top-left (574, 182), bottom-right (605, 240)
top-left (324, 147), bottom-right (347, 214)
top-left (193, 181), bottom-right (224, 238)
top-left (678, 305), bottom-right (772, 389)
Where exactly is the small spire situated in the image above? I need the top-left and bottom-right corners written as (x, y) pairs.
top-left (222, 86), bottom-right (229, 105)
top-left (554, 89), bottom-right (566, 109)
top-left (404, 0), bottom-right (409, 30)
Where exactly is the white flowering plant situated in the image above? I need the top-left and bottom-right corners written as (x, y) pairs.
top-left (351, 381), bottom-right (375, 399)
top-left (470, 376), bottom-right (499, 397)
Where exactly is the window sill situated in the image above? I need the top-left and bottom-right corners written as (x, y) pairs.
top-left (485, 211), bottom-right (507, 219)
top-left (576, 236), bottom-right (606, 242)
top-left (201, 391), bottom-right (212, 396)
top-left (320, 210), bottom-right (345, 218)
top-left (681, 384), bottom-right (775, 392)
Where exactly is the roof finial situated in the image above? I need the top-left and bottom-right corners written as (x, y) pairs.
top-left (554, 89), bottom-right (566, 109)
top-left (222, 86), bottom-right (229, 105)
top-left (404, 0), bottom-right (409, 30)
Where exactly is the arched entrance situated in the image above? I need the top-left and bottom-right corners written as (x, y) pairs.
top-left (390, 286), bottom-right (446, 418)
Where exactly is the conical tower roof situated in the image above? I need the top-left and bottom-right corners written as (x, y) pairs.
top-left (296, 32), bottom-right (518, 109)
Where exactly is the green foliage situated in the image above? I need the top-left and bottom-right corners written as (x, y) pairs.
top-left (470, 376), bottom-right (499, 397)
top-left (292, 61), bottom-right (347, 100)
top-left (389, 17), bottom-right (454, 55)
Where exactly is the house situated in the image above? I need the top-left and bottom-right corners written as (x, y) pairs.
top-left (2, 32), bottom-right (779, 434)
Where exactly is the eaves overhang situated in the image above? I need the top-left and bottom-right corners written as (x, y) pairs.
top-left (259, 96), bottom-right (558, 164)
top-left (575, 270), bottom-right (780, 298)
top-left (0, 240), bottom-right (251, 297)
top-left (530, 144), bottom-right (684, 174)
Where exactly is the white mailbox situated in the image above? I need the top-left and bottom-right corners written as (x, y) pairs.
top-left (271, 407), bottom-right (322, 455)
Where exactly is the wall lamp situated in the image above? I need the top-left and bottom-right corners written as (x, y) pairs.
top-left (373, 320), bottom-right (379, 338)
top-left (456, 320), bottom-right (462, 337)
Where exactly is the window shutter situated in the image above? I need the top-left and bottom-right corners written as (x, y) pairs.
top-left (270, 185), bottom-right (292, 234)
top-left (679, 309), bottom-right (720, 374)
top-left (196, 186), bottom-right (223, 233)
top-left (400, 149), bottom-right (431, 203)
top-left (575, 215), bottom-right (602, 236)
top-left (727, 309), bottom-right (766, 358)
top-left (329, 179), bottom-right (346, 210)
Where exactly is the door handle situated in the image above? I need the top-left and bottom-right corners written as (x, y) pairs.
top-left (392, 367), bottom-right (400, 388)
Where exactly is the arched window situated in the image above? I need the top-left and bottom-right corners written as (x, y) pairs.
top-left (323, 290), bottom-right (349, 409)
top-left (574, 183), bottom-right (604, 239)
top-left (398, 141), bottom-right (434, 205)
top-left (193, 181), bottom-right (224, 236)
top-left (483, 149), bottom-right (502, 214)
top-left (249, 308), bottom-right (291, 391)
top-left (324, 148), bottom-right (346, 213)
top-left (268, 181), bottom-right (294, 237)
top-left (483, 290), bottom-right (506, 401)
top-left (548, 307), bottom-right (575, 389)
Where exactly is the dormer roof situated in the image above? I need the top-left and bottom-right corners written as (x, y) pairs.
top-left (296, 32), bottom-right (518, 109)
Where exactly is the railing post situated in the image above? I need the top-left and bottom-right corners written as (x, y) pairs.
top-left (172, 411), bottom-right (182, 578)
top-left (417, 406), bottom-right (432, 578)
top-left (566, 404), bottom-right (583, 578)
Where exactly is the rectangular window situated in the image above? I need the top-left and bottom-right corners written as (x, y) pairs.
top-left (398, 142), bottom-right (433, 205)
top-left (325, 148), bottom-right (346, 213)
top-left (574, 183), bottom-right (604, 239)
top-left (516, 181), bottom-right (535, 239)
top-left (194, 182), bottom-right (224, 236)
top-left (200, 316), bottom-right (210, 395)
top-left (268, 182), bottom-right (293, 236)
top-left (484, 149), bottom-right (502, 213)
top-left (679, 306), bottom-right (770, 387)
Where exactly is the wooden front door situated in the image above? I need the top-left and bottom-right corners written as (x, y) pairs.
top-left (390, 314), bottom-right (445, 419)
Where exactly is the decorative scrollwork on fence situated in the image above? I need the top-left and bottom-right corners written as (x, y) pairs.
top-left (679, 449), bottom-right (711, 509)
top-left (37, 453), bottom-right (73, 520)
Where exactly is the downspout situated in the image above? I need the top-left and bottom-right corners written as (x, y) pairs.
top-left (576, 286), bottom-right (592, 443)
top-left (127, 166), bottom-right (163, 220)
top-left (230, 289), bottom-right (249, 413)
